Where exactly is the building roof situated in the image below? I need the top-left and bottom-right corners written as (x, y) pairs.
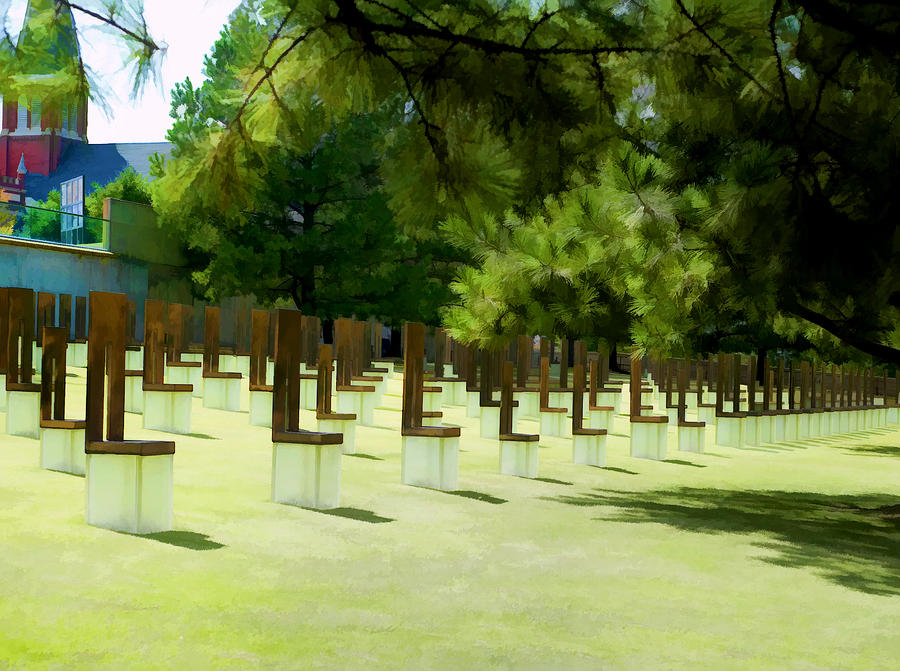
top-left (24, 141), bottom-right (174, 204)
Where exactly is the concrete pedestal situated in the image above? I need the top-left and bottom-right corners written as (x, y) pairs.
top-left (773, 414), bottom-right (786, 443)
top-left (797, 413), bottom-right (810, 439)
top-left (848, 411), bottom-right (859, 433)
top-left (838, 411), bottom-right (850, 435)
top-left (85, 453), bottom-right (173, 533)
top-left (665, 408), bottom-right (679, 425)
top-left (40, 427), bottom-right (86, 475)
top-left (743, 416), bottom-right (760, 446)
top-left (588, 408), bottom-right (614, 432)
top-left (888, 407), bottom-right (899, 425)
top-left (70, 342), bottom-right (87, 368)
top-left (299, 378), bottom-right (317, 411)
top-left (698, 406), bottom-right (717, 426)
top-left (336, 390), bottom-right (376, 426)
top-left (142, 390), bottom-right (191, 435)
top-left (716, 416), bottom-right (743, 448)
top-left (630, 421), bottom-right (667, 460)
top-left (166, 366), bottom-right (203, 398)
top-left (249, 390), bottom-right (273, 428)
top-left (540, 411), bottom-right (571, 438)
top-left (203, 377), bottom-right (242, 412)
top-left (819, 413), bottom-right (832, 436)
top-left (548, 391), bottom-right (573, 414)
top-left (572, 433), bottom-right (606, 466)
top-left (757, 415), bottom-right (773, 443)
top-left (423, 391), bottom-right (442, 414)
top-left (271, 442), bottom-right (341, 509)
top-left (443, 381), bottom-right (467, 406)
top-left (515, 392), bottom-right (539, 419)
top-left (0, 374), bottom-right (6, 412)
top-left (807, 413), bottom-right (821, 438)
top-left (401, 434), bottom-right (459, 490)
top-left (500, 440), bottom-right (539, 477)
top-left (677, 425), bottom-right (704, 453)
top-left (596, 391), bottom-right (621, 414)
top-left (125, 348), bottom-right (143, 370)
top-left (466, 391), bottom-right (481, 418)
top-left (479, 405), bottom-right (500, 440)
top-left (784, 414), bottom-right (799, 441)
top-left (125, 376), bottom-right (143, 414)
top-left (7, 390), bottom-right (40, 439)
top-left (317, 417), bottom-right (356, 455)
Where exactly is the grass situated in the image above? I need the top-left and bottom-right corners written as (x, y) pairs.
top-left (0, 371), bottom-right (898, 669)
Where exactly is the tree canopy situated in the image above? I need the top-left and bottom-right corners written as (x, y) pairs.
top-left (145, 0), bottom-right (899, 364)
top-left (151, 2), bottom-right (463, 326)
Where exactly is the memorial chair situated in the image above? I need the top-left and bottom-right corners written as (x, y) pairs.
top-left (70, 295), bottom-right (88, 367)
top-left (676, 361), bottom-right (705, 452)
top-left (696, 356), bottom-right (718, 426)
top-left (34, 291), bottom-right (56, 375)
top-left (511, 335), bottom-right (540, 419)
top-left (629, 353), bottom-right (668, 460)
top-left (333, 318), bottom-right (378, 425)
top-left (539, 356), bottom-right (570, 437)
top-left (353, 320), bottom-right (387, 398)
top-left (39, 326), bottom-right (87, 474)
top-left (0, 287), bottom-right (8, 412)
top-left (478, 349), bottom-right (504, 439)
top-left (84, 291), bottom-right (175, 534)
top-left (571, 362), bottom-right (607, 466)
top-left (400, 322), bottom-right (461, 490)
top-left (249, 310), bottom-right (274, 427)
top-left (463, 345), bottom-right (482, 418)
top-left (142, 300), bottom-right (193, 434)
top-left (497, 360), bottom-right (540, 476)
top-left (202, 306), bottom-right (243, 411)
top-left (6, 287), bottom-right (41, 438)
top-left (164, 303), bottom-right (203, 397)
top-left (714, 354), bottom-right (747, 448)
top-left (271, 309), bottom-right (344, 510)
top-left (124, 299), bottom-right (143, 371)
top-left (741, 356), bottom-right (762, 446)
top-left (315, 344), bottom-right (358, 454)
top-left (426, 327), bottom-right (466, 406)
top-left (587, 359), bottom-right (616, 432)
top-left (298, 316), bottom-right (320, 410)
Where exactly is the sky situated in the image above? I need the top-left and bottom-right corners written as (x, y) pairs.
top-left (6, 0), bottom-right (242, 144)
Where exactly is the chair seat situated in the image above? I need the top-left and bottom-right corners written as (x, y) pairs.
top-left (249, 384), bottom-right (274, 392)
top-left (422, 386), bottom-right (441, 393)
top-left (205, 371), bottom-right (242, 380)
top-left (540, 407), bottom-right (567, 413)
top-left (597, 387), bottom-right (622, 393)
top-left (272, 430), bottom-right (343, 445)
top-left (480, 400), bottom-right (501, 408)
top-left (316, 411), bottom-right (356, 421)
top-left (86, 439), bottom-right (175, 456)
top-left (336, 384), bottom-right (376, 392)
top-left (299, 373), bottom-right (318, 380)
top-left (352, 375), bottom-right (383, 382)
top-left (365, 367), bottom-right (389, 373)
top-left (499, 432), bottom-right (540, 442)
top-left (125, 369), bottom-right (143, 377)
top-left (512, 386), bottom-right (539, 393)
top-left (143, 382), bottom-right (193, 393)
top-left (630, 415), bottom-right (668, 423)
top-left (573, 427), bottom-right (607, 436)
top-left (40, 419), bottom-right (87, 430)
top-left (716, 411), bottom-right (747, 418)
top-left (422, 410), bottom-right (442, 418)
top-left (678, 420), bottom-right (706, 428)
top-left (6, 382), bottom-right (41, 392)
top-left (401, 425), bottom-right (461, 438)
top-left (427, 376), bottom-right (462, 382)
top-left (589, 405), bottom-right (614, 412)
top-left (167, 361), bottom-right (201, 368)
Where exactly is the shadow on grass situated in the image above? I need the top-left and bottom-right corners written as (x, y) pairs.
top-left (304, 507), bottom-right (394, 523)
top-left (595, 466), bottom-right (639, 475)
top-left (841, 444), bottom-right (900, 458)
top-left (437, 489), bottom-right (507, 504)
top-left (186, 433), bottom-right (221, 440)
top-left (347, 452), bottom-right (384, 461)
top-left (125, 530), bottom-right (226, 551)
top-left (547, 487), bottom-right (900, 596)
top-left (663, 459), bottom-right (707, 468)
top-left (533, 477), bottom-right (573, 485)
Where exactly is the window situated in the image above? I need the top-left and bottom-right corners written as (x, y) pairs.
top-left (17, 96), bottom-right (28, 130)
top-left (31, 97), bottom-right (41, 130)
top-left (69, 102), bottom-right (77, 134)
top-left (62, 102), bottom-right (68, 131)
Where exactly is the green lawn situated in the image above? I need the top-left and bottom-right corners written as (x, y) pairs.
top-left (1, 371), bottom-right (898, 669)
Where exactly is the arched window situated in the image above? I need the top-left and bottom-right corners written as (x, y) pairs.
top-left (17, 96), bottom-right (28, 130)
top-left (62, 102), bottom-right (69, 131)
top-left (31, 97), bottom-right (41, 130)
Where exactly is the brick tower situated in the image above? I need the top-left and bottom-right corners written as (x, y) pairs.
top-left (0, 0), bottom-right (88, 180)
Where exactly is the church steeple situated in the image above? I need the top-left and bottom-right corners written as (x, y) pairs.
top-left (0, 0), bottom-right (87, 179)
